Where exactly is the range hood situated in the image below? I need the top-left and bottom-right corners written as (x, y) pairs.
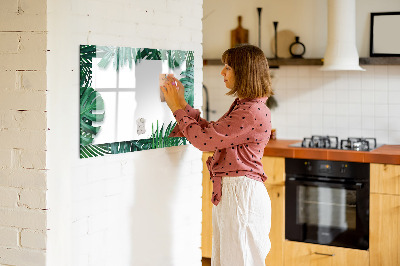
top-left (320, 0), bottom-right (365, 71)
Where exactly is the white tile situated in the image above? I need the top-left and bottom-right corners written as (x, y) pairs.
top-left (298, 77), bottom-right (311, 89)
top-left (388, 117), bottom-right (400, 131)
top-left (285, 66), bottom-right (298, 77)
top-left (362, 116), bottom-right (375, 130)
top-left (374, 78), bottom-right (388, 91)
top-left (388, 75), bottom-right (400, 91)
top-left (336, 90), bottom-right (349, 103)
top-left (336, 103), bottom-right (349, 116)
top-left (336, 115), bottom-right (348, 128)
top-left (361, 129), bottom-right (375, 138)
top-left (348, 90), bottom-right (362, 103)
top-left (348, 71), bottom-right (362, 90)
top-left (323, 115), bottom-right (336, 129)
top-left (311, 87), bottom-right (323, 101)
top-left (348, 116), bottom-right (362, 129)
top-left (335, 72), bottom-right (349, 90)
top-left (361, 75), bottom-right (374, 91)
top-left (374, 65), bottom-right (388, 77)
top-left (349, 128), bottom-right (362, 137)
top-left (388, 104), bottom-right (400, 117)
top-left (374, 90), bottom-right (388, 104)
top-left (323, 87), bottom-right (336, 103)
top-left (323, 103), bottom-right (336, 115)
top-left (388, 91), bottom-right (400, 104)
top-left (348, 103), bottom-right (362, 116)
top-left (361, 104), bottom-right (374, 116)
top-left (298, 67), bottom-right (311, 78)
top-left (388, 131), bottom-right (400, 144)
top-left (310, 77), bottom-right (324, 90)
top-left (374, 130), bottom-right (389, 144)
top-left (374, 117), bottom-right (389, 130)
top-left (375, 104), bottom-right (389, 117)
top-left (388, 65), bottom-right (400, 76)
top-left (361, 90), bottom-right (374, 104)
top-left (310, 66), bottom-right (324, 77)
top-left (311, 102), bottom-right (324, 113)
top-left (286, 77), bottom-right (299, 89)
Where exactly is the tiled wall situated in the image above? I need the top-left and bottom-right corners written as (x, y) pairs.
top-left (0, 0), bottom-right (48, 265)
top-left (203, 65), bottom-right (400, 145)
top-left (46, 0), bottom-right (204, 265)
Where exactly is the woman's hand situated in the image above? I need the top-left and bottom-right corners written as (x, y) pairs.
top-left (161, 78), bottom-right (184, 113)
top-left (171, 77), bottom-right (187, 108)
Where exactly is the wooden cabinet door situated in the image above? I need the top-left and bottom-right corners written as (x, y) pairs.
top-left (202, 152), bottom-right (213, 258)
top-left (262, 156), bottom-right (285, 186)
top-left (370, 163), bottom-right (400, 195)
top-left (264, 184), bottom-right (285, 266)
top-left (284, 241), bottom-right (369, 266)
top-left (370, 193), bottom-right (400, 266)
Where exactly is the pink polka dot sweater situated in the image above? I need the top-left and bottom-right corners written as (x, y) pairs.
top-left (169, 97), bottom-right (271, 206)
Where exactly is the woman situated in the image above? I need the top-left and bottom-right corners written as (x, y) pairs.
top-left (161, 44), bottom-right (273, 266)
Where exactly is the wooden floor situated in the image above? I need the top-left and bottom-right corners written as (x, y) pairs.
top-left (202, 257), bottom-right (211, 266)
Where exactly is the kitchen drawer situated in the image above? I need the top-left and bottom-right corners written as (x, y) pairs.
top-left (284, 241), bottom-right (369, 266)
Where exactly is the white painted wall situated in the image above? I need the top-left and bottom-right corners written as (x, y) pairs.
top-left (203, 0), bottom-right (400, 145)
top-left (46, 0), bottom-right (203, 266)
top-left (0, 0), bottom-right (48, 265)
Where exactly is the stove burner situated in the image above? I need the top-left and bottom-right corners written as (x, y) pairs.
top-left (301, 135), bottom-right (339, 149)
top-left (340, 137), bottom-right (377, 151)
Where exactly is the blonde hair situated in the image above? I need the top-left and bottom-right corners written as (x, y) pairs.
top-left (221, 44), bottom-right (273, 99)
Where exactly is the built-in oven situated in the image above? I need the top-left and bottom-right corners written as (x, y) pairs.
top-left (285, 158), bottom-right (369, 250)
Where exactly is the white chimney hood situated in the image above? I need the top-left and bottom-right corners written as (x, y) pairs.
top-left (320, 0), bottom-right (365, 71)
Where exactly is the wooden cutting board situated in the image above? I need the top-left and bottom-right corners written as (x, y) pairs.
top-left (231, 16), bottom-right (249, 48)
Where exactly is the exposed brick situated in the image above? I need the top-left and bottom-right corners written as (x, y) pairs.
top-left (0, 208), bottom-right (46, 230)
top-left (16, 71), bottom-right (47, 91)
top-left (19, 0), bottom-right (47, 15)
top-left (0, 129), bottom-right (46, 150)
top-left (0, 13), bottom-right (46, 32)
top-left (0, 187), bottom-right (19, 208)
top-left (0, 149), bottom-right (11, 169)
top-left (0, 110), bottom-right (47, 130)
top-left (0, 32), bottom-right (20, 54)
top-left (0, 247), bottom-right (45, 266)
top-left (19, 189), bottom-right (46, 209)
top-left (0, 0), bottom-right (18, 14)
top-left (0, 72), bottom-right (16, 94)
top-left (0, 90), bottom-right (46, 111)
top-left (0, 169), bottom-right (47, 189)
top-left (20, 149), bottom-right (46, 170)
top-left (0, 227), bottom-right (19, 247)
top-left (20, 229), bottom-right (46, 249)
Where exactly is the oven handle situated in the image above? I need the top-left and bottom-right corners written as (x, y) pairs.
top-left (286, 177), bottom-right (364, 189)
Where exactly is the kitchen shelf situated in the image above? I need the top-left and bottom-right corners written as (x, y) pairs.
top-left (203, 57), bottom-right (400, 67)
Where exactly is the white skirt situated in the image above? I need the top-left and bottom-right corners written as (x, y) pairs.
top-left (212, 176), bottom-right (271, 266)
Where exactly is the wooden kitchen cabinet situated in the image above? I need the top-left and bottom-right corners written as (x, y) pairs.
top-left (202, 152), bottom-right (213, 258)
top-left (370, 163), bottom-right (400, 266)
top-left (284, 241), bottom-right (369, 266)
top-left (370, 163), bottom-right (400, 195)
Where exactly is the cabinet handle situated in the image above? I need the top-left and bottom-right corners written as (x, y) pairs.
top-left (314, 252), bottom-right (335, 257)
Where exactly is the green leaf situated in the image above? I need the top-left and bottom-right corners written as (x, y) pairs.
top-left (80, 87), bottom-right (105, 146)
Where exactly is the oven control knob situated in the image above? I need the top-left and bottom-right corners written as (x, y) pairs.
top-left (340, 164), bottom-right (347, 174)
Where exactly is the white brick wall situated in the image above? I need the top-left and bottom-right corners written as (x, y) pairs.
top-left (0, 0), bottom-right (48, 265)
top-left (46, 1), bottom-right (203, 266)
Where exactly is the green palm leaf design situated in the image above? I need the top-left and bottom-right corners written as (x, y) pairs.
top-left (80, 45), bottom-right (96, 88)
top-left (96, 46), bottom-right (140, 71)
top-left (80, 86), bottom-right (105, 146)
top-left (180, 66), bottom-right (194, 107)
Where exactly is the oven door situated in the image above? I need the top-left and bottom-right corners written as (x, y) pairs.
top-left (285, 177), bottom-right (369, 250)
